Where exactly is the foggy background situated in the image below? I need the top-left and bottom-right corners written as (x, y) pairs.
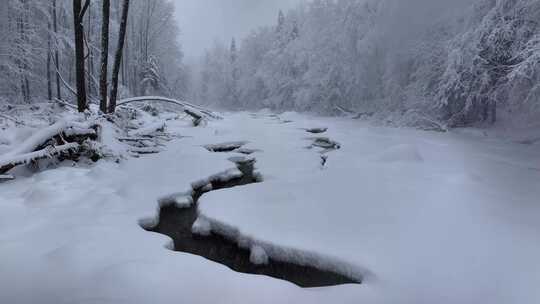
top-left (172, 0), bottom-right (474, 59)
top-left (173, 0), bottom-right (304, 58)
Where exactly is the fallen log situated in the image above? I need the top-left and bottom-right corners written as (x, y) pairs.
top-left (0, 119), bottom-right (100, 175)
top-left (117, 137), bottom-right (153, 142)
top-left (185, 109), bottom-right (204, 126)
top-left (304, 127), bottom-right (328, 134)
top-left (311, 137), bottom-right (341, 150)
top-left (0, 143), bottom-right (80, 174)
top-left (0, 174), bottom-right (15, 182)
top-left (117, 96), bottom-right (222, 122)
top-left (128, 147), bottom-right (162, 155)
top-left (204, 141), bottom-right (248, 153)
top-left (4, 120), bottom-right (97, 157)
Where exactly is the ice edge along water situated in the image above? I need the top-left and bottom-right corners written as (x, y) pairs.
top-left (139, 157), bottom-right (366, 286)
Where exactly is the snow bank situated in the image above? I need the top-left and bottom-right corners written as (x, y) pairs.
top-left (191, 168), bottom-right (243, 189)
top-left (192, 214), bottom-right (365, 282)
top-left (192, 217), bottom-right (212, 236)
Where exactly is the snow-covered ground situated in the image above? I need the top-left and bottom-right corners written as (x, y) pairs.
top-left (1, 112), bottom-right (539, 303)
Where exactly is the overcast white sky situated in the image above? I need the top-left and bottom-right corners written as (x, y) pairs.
top-left (172, 0), bottom-right (304, 58)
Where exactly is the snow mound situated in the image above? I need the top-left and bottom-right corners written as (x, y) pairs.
top-left (173, 195), bottom-right (194, 208)
top-left (376, 144), bottom-right (424, 163)
top-left (192, 168), bottom-right (243, 189)
top-left (192, 217), bottom-right (212, 236)
top-left (157, 191), bottom-right (193, 209)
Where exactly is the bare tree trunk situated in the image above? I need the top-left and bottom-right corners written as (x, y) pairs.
top-left (108, 0), bottom-right (130, 113)
top-left (47, 20), bottom-right (52, 101)
top-left (73, 0), bottom-right (90, 112)
top-left (53, 0), bottom-right (62, 99)
top-left (121, 41), bottom-right (126, 87)
top-left (99, 0), bottom-right (110, 113)
top-left (23, 0), bottom-right (31, 102)
top-left (87, 5), bottom-right (95, 98)
top-left (18, 2), bottom-right (29, 103)
top-left (490, 100), bottom-right (497, 124)
top-left (144, 2), bottom-right (150, 62)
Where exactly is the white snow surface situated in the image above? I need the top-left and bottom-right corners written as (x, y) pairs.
top-left (192, 217), bottom-right (212, 237)
top-left (375, 144), bottom-right (424, 163)
top-left (1, 112), bottom-right (540, 303)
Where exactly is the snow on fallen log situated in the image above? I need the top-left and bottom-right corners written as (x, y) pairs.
top-left (0, 174), bottom-right (15, 182)
top-left (117, 96), bottom-right (222, 120)
top-left (127, 147), bottom-right (163, 155)
top-left (0, 143), bottom-right (80, 174)
top-left (204, 141), bottom-right (248, 153)
top-left (5, 120), bottom-right (69, 156)
top-left (117, 137), bottom-right (154, 142)
top-left (0, 119), bottom-right (100, 174)
top-left (185, 109), bottom-right (204, 126)
top-left (304, 127), bottom-right (328, 134)
top-left (4, 120), bottom-right (97, 157)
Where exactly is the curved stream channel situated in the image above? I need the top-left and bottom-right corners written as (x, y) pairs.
top-left (141, 154), bottom-right (361, 288)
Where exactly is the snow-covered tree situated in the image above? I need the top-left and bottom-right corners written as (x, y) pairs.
top-left (0, 0), bottom-right (187, 109)
top-left (192, 0), bottom-right (540, 126)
